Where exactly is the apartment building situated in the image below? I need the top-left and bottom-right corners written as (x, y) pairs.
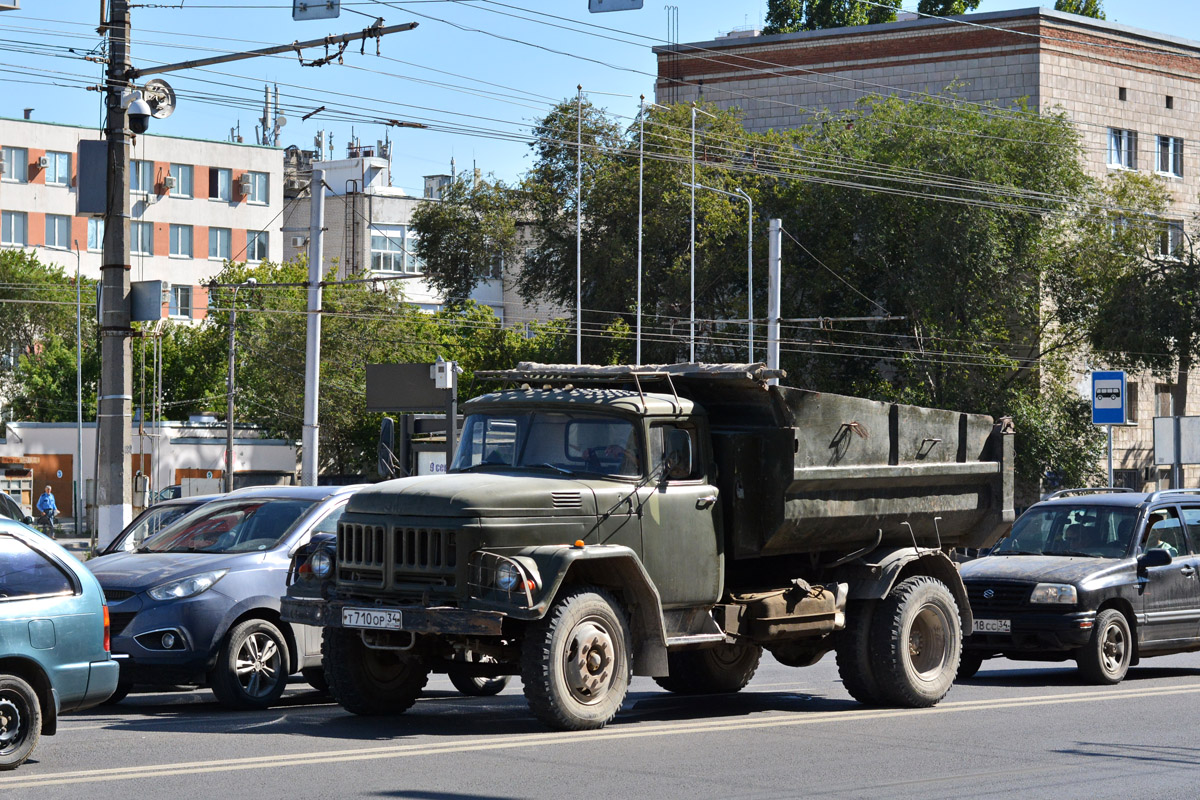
top-left (0, 117), bottom-right (283, 321)
top-left (656, 7), bottom-right (1200, 490)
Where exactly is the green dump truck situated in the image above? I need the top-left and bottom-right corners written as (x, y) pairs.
top-left (282, 363), bottom-right (1014, 730)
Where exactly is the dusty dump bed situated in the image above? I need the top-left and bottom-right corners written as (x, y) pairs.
top-left (474, 363), bottom-right (1015, 559)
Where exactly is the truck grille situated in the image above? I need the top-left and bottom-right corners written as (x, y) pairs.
top-left (338, 522), bottom-right (457, 591)
top-left (965, 580), bottom-right (1033, 614)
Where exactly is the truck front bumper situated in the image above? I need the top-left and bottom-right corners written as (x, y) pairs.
top-left (281, 596), bottom-right (505, 636)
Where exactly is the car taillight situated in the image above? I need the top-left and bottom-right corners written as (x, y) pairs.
top-left (103, 603), bottom-right (111, 653)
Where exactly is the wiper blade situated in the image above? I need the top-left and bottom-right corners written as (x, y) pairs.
top-left (1053, 550), bottom-right (1095, 558)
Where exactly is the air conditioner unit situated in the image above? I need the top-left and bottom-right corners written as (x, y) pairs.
top-left (237, 174), bottom-right (253, 194)
top-left (163, 175), bottom-right (177, 189)
top-left (291, 235), bottom-right (307, 248)
top-left (37, 155), bottom-right (49, 169)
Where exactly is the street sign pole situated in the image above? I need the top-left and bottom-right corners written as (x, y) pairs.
top-left (1107, 424), bottom-right (1113, 487)
top-left (1091, 370), bottom-right (1126, 488)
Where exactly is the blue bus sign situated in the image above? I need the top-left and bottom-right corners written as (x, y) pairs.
top-left (1092, 370), bottom-right (1126, 425)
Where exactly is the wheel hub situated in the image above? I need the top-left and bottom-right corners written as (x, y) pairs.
top-left (236, 633), bottom-right (280, 697)
top-left (566, 621), bottom-right (614, 701)
top-left (0, 698), bottom-right (21, 747)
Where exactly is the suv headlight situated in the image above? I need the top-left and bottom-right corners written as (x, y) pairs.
top-left (148, 569), bottom-right (228, 601)
top-left (1030, 583), bottom-right (1077, 604)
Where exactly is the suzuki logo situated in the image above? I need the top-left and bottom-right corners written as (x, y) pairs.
top-left (983, 588), bottom-right (995, 599)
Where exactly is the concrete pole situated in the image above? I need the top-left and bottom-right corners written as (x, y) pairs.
top-left (736, 188), bottom-right (753, 363)
top-left (576, 86), bottom-right (583, 365)
top-left (97, 0), bottom-right (133, 548)
top-left (75, 242), bottom-right (82, 538)
top-left (690, 105), bottom-right (696, 362)
top-left (224, 290), bottom-right (237, 493)
top-left (767, 218), bottom-right (782, 386)
top-left (301, 168), bottom-right (325, 486)
top-left (636, 96), bottom-right (644, 366)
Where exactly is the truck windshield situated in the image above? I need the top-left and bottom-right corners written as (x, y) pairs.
top-left (992, 504), bottom-right (1139, 558)
top-left (452, 411), bottom-right (642, 478)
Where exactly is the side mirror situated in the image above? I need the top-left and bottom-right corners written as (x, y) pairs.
top-left (22, 515), bottom-right (34, 525)
top-left (1138, 548), bottom-right (1173, 570)
top-left (378, 416), bottom-right (397, 479)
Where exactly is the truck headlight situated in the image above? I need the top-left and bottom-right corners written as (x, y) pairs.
top-left (1030, 583), bottom-right (1077, 604)
top-left (496, 562), bottom-right (522, 591)
top-left (148, 569), bottom-right (228, 601)
top-left (310, 549), bottom-right (333, 578)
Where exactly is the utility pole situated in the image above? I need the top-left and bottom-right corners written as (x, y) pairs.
top-left (226, 290), bottom-right (236, 493)
top-left (97, 0), bottom-right (133, 548)
top-left (301, 168), bottom-right (325, 486)
top-left (767, 218), bottom-right (781, 386)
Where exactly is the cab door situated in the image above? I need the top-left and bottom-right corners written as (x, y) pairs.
top-left (635, 422), bottom-right (722, 610)
top-left (1139, 507), bottom-right (1200, 648)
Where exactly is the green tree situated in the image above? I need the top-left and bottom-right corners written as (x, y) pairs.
top-left (1054, 0), bottom-right (1105, 19)
top-left (764, 0), bottom-right (899, 33)
top-left (916, 0), bottom-right (981, 14)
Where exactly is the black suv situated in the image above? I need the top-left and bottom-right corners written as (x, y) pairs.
top-left (959, 488), bottom-right (1200, 684)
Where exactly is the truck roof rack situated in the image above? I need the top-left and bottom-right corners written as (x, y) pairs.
top-left (1044, 487), bottom-right (1135, 500)
top-left (1144, 488), bottom-right (1200, 504)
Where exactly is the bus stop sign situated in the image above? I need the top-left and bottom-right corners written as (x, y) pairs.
top-left (1092, 370), bottom-right (1126, 425)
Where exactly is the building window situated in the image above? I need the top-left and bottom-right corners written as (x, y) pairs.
top-left (44, 151), bottom-right (71, 186)
top-left (371, 225), bottom-right (409, 273)
top-left (2, 146), bottom-right (27, 183)
top-left (1156, 135), bottom-right (1183, 178)
top-left (406, 229), bottom-right (424, 272)
top-left (1127, 381), bottom-right (1139, 423)
top-left (44, 214), bottom-right (70, 249)
top-left (1118, 87), bottom-right (1127, 101)
top-left (169, 163), bottom-right (193, 197)
top-left (87, 218), bottom-right (105, 252)
top-left (245, 172), bottom-right (268, 204)
top-left (169, 224), bottom-right (193, 258)
top-left (246, 230), bottom-right (268, 262)
top-left (1108, 128), bottom-right (1137, 170)
top-left (1, 211), bottom-right (27, 246)
top-left (1159, 220), bottom-right (1184, 258)
top-left (484, 255), bottom-right (503, 280)
top-left (1156, 383), bottom-right (1176, 417)
top-left (1167, 95), bottom-right (1175, 110)
top-left (131, 159), bottom-right (154, 194)
top-left (131, 221), bottom-right (153, 255)
top-left (209, 226), bottom-right (231, 260)
top-left (209, 167), bottom-right (232, 202)
top-left (168, 285), bottom-right (192, 318)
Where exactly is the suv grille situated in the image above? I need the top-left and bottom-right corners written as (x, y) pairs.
top-left (965, 580), bottom-right (1033, 614)
top-left (338, 522), bottom-right (458, 591)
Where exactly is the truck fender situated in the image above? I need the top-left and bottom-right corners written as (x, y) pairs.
top-left (519, 544), bottom-right (669, 678)
top-left (839, 547), bottom-right (973, 632)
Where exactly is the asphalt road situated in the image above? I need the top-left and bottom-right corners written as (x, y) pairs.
top-left (6, 651), bottom-right (1200, 800)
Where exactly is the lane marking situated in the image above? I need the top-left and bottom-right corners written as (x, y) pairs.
top-left (11, 682), bottom-right (1200, 789)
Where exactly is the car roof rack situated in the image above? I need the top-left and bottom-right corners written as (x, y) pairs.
top-left (1144, 488), bottom-right (1200, 504)
top-left (1044, 487), bottom-right (1135, 500)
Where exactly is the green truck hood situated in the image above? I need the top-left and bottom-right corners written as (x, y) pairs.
top-left (346, 472), bottom-right (601, 518)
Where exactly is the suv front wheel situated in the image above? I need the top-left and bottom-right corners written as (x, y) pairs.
top-left (1076, 609), bottom-right (1132, 684)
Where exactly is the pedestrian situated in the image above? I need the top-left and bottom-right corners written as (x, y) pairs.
top-left (36, 484), bottom-right (57, 538)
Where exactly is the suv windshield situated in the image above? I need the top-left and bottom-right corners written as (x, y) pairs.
top-left (993, 504), bottom-right (1139, 558)
top-left (141, 498), bottom-right (315, 554)
top-left (106, 502), bottom-right (202, 554)
top-left (452, 411), bottom-right (642, 478)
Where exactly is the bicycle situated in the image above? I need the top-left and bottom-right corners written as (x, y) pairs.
top-left (36, 510), bottom-right (57, 539)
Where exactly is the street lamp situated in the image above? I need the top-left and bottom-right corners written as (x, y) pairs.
top-left (690, 104), bottom-right (717, 362)
top-left (684, 182), bottom-right (753, 362)
top-left (225, 278), bottom-right (256, 493)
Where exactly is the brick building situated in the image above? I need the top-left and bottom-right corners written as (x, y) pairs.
top-left (0, 117), bottom-right (283, 321)
top-left (656, 7), bottom-right (1200, 490)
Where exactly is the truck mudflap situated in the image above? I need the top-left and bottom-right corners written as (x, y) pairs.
top-left (281, 597), bottom-right (505, 636)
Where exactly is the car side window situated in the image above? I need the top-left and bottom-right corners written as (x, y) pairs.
top-left (0, 534), bottom-right (75, 600)
top-left (1182, 508), bottom-right (1200, 553)
top-left (1142, 509), bottom-right (1190, 557)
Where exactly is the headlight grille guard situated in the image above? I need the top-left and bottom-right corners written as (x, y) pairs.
top-left (468, 551), bottom-right (535, 609)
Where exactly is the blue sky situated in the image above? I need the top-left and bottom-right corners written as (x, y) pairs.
top-left (0, 1), bottom-right (1193, 193)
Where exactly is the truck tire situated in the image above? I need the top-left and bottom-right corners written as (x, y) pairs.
top-left (835, 599), bottom-right (885, 705)
top-left (521, 587), bottom-right (632, 731)
top-left (653, 643), bottom-right (761, 695)
top-left (448, 669), bottom-right (510, 697)
top-left (322, 628), bottom-right (429, 716)
top-left (956, 651), bottom-right (984, 681)
top-left (0, 674), bottom-right (40, 771)
top-left (302, 667), bottom-right (329, 694)
top-left (209, 619), bottom-right (290, 710)
top-left (1075, 609), bottom-right (1131, 685)
top-left (870, 576), bottom-right (961, 708)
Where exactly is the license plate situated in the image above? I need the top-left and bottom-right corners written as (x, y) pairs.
top-left (342, 607), bottom-right (403, 630)
top-left (973, 618), bottom-right (1011, 634)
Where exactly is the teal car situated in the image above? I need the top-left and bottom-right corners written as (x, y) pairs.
top-left (0, 519), bottom-right (118, 770)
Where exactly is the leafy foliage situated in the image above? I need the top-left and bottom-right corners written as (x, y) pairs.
top-left (764, 0), bottom-right (899, 33)
top-left (1054, 0), bottom-right (1105, 19)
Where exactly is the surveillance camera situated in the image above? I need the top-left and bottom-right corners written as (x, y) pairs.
top-left (128, 96), bottom-right (152, 134)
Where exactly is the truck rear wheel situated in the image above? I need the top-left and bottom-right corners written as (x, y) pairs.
top-left (521, 587), bottom-right (632, 731)
top-left (322, 628), bottom-right (429, 716)
top-left (653, 643), bottom-right (761, 695)
top-left (835, 599), bottom-right (884, 705)
top-left (870, 576), bottom-right (961, 707)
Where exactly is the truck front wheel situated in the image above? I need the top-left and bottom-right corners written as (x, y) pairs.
top-left (521, 587), bottom-right (632, 731)
top-left (322, 628), bottom-right (429, 716)
top-left (654, 643), bottom-right (761, 695)
top-left (870, 576), bottom-right (961, 707)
